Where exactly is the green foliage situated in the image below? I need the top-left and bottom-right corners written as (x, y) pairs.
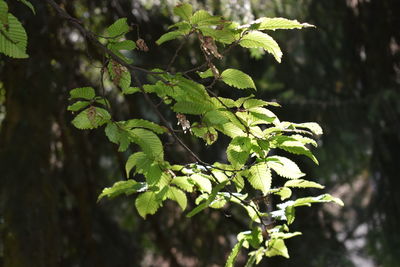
top-left (62, 3), bottom-right (342, 266)
top-left (221, 69), bottom-right (256, 90)
top-left (239, 31), bottom-right (282, 63)
top-left (71, 107), bottom-right (111, 129)
top-left (225, 239), bottom-right (245, 267)
top-left (250, 17), bottom-right (314, 31)
top-left (98, 180), bottom-right (147, 201)
top-left (135, 191), bottom-right (160, 218)
top-left (0, 4), bottom-right (28, 58)
top-left (267, 156), bottom-right (305, 179)
top-left (173, 3), bottom-right (192, 21)
top-left (69, 87), bottom-right (96, 100)
top-left (106, 18), bottom-right (130, 38)
top-left (248, 163), bottom-right (272, 193)
top-left (17, 0), bottom-right (35, 14)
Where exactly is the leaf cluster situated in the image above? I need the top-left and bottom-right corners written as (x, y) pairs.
top-left (63, 3), bottom-right (343, 266)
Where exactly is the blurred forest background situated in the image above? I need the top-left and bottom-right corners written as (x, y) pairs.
top-left (0, 0), bottom-right (399, 266)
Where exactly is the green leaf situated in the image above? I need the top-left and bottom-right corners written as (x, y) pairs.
top-left (232, 172), bottom-right (245, 192)
top-left (294, 194), bottom-right (344, 207)
top-left (227, 136), bottom-right (252, 168)
top-left (197, 68), bottom-right (214, 79)
top-left (106, 18), bottom-right (130, 38)
top-left (267, 156), bottom-right (305, 179)
top-left (126, 152), bottom-right (148, 177)
top-left (173, 3), bottom-right (192, 21)
top-left (122, 86), bottom-right (140, 95)
top-left (221, 69), bottom-right (256, 90)
top-left (119, 70), bottom-right (131, 90)
top-left (277, 140), bottom-right (318, 164)
top-left (248, 107), bottom-right (277, 125)
top-left (269, 231), bottom-right (302, 240)
top-left (107, 61), bottom-right (131, 89)
top-left (248, 163), bottom-right (271, 194)
top-left (17, 0), bottom-right (35, 14)
top-left (69, 87), bottom-right (95, 100)
top-left (0, 14), bottom-right (28, 58)
top-left (215, 122), bottom-right (246, 138)
top-left (284, 179), bottom-right (324, 189)
top-left (67, 101), bottom-right (90, 112)
top-left (190, 173), bottom-right (212, 193)
top-left (248, 247), bottom-right (265, 265)
top-left (255, 17), bottom-right (314, 31)
top-left (95, 97), bottom-right (110, 108)
top-left (105, 122), bottom-right (131, 152)
top-left (294, 122), bottom-right (323, 135)
top-left (191, 124), bottom-right (218, 145)
top-left (243, 98), bottom-right (280, 109)
top-left (265, 239), bottom-right (289, 258)
top-left (98, 180), bottom-right (147, 201)
top-left (275, 187), bottom-right (292, 200)
top-left (156, 31), bottom-right (186, 45)
top-left (145, 163), bottom-right (163, 185)
top-left (167, 186), bottom-right (187, 210)
top-left (198, 23), bottom-right (240, 44)
top-left (109, 39), bottom-right (136, 51)
top-left (130, 128), bottom-right (164, 160)
top-left (290, 134), bottom-right (317, 147)
top-left (135, 191), bottom-right (161, 218)
top-left (125, 119), bottom-right (168, 134)
top-left (204, 110), bottom-right (230, 125)
top-left (186, 180), bottom-right (228, 217)
top-left (71, 107), bottom-right (111, 129)
top-left (248, 227), bottom-right (263, 249)
top-left (244, 253), bottom-right (256, 267)
top-left (0, 1), bottom-right (8, 23)
top-left (172, 100), bottom-right (212, 115)
top-left (211, 97), bottom-right (237, 108)
top-left (171, 176), bottom-right (194, 192)
top-left (191, 10), bottom-right (222, 26)
top-left (239, 31), bottom-right (282, 63)
top-left (225, 240), bottom-right (244, 267)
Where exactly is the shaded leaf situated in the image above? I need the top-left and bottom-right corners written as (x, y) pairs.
top-left (69, 87), bottom-right (95, 100)
top-left (71, 107), bottom-right (110, 129)
top-left (125, 119), bottom-right (168, 134)
top-left (156, 31), bottom-right (185, 45)
top-left (67, 101), bottom-right (90, 112)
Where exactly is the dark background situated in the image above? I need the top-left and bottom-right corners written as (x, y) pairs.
top-left (1, 0), bottom-right (399, 266)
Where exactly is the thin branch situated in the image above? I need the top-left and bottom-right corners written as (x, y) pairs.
top-left (46, 0), bottom-right (268, 226)
top-left (166, 37), bottom-right (187, 72)
top-left (45, 0), bottom-right (165, 75)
